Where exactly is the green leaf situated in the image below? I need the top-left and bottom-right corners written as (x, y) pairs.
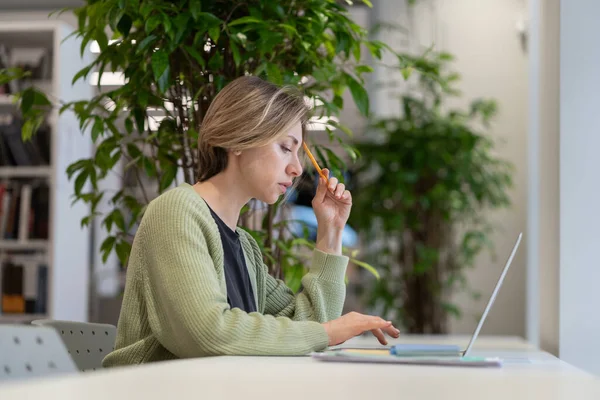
top-left (208, 51), bottom-right (223, 70)
top-left (137, 34), bottom-right (157, 52)
top-left (74, 170), bottom-right (89, 195)
top-left (190, 0), bottom-right (202, 20)
top-left (346, 74), bottom-right (369, 116)
top-left (100, 236), bottom-right (116, 263)
top-left (117, 13), bottom-right (132, 37)
top-left (21, 89), bottom-right (34, 114)
top-left (209, 26), bottom-right (220, 44)
top-left (230, 40), bottom-right (241, 67)
top-left (333, 95), bottom-right (344, 109)
top-left (125, 118), bottom-right (134, 134)
top-left (341, 143), bottom-right (360, 161)
top-left (174, 14), bottom-right (190, 44)
top-left (133, 108), bottom-right (145, 133)
top-left (162, 13), bottom-right (173, 40)
top-left (266, 63), bottom-right (282, 85)
top-left (351, 258), bottom-right (380, 279)
top-left (401, 66), bottom-right (413, 80)
top-left (184, 45), bottom-right (206, 68)
top-left (159, 165), bottom-right (177, 192)
top-left (228, 16), bottom-right (264, 26)
top-left (111, 209), bottom-right (126, 231)
top-left (92, 118), bottom-right (104, 142)
top-left (355, 65), bottom-right (374, 75)
top-left (115, 240), bottom-right (132, 266)
top-left (198, 12), bottom-right (223, 27)
top-left (151, 50), bottom-right (171, 93)
top-left (145, 15), bottom-right (161, 34)
top-left (72, 65), bottom-right (93, 85)
top-left (362, 0), bottom-right (373, 7)
top-left (21, 117), bottom-right (43, 141)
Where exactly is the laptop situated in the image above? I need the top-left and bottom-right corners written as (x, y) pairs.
top-left (312, 233), bottom-right (523, 366)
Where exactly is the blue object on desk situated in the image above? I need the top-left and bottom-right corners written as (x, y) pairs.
top-left (389, 343), bottom-right (462, 356)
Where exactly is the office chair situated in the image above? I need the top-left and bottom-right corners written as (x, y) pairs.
top-left (0, 324), bottom-right (77, 382)
top-left (32, 319), bottom-right (116, 372)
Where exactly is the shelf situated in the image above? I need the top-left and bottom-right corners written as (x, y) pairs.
top-left (0, 240), bottom-right (49, 251)
top-left (0, 313), bottom-right (47, 324)
top-left (0, 27), bottom-right (54, 49)
top-left (0, 95), bottom-right (16, 110)
top-left (0, 167), bottom-right (51, 178)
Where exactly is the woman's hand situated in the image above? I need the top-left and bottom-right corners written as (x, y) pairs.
top-left (322, 312), bottom-right (401, 346)
top-left (312, 169), bottom-right (352, 254)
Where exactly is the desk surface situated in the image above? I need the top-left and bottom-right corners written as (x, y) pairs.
top-left (1, 335), bottom-right (599, 400)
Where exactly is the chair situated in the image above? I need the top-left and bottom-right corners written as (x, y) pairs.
top-left (32, 319), bottom-right (117, 372)
top-left (0, 324), bottom-right (78, 382)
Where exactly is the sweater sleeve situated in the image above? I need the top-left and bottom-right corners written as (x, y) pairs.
top-left (263, 249), bottom-right (348, 322)
top-left (140, 195), bottom-right (329, 357)
top-left (240, 231), bottom-right (348, 323)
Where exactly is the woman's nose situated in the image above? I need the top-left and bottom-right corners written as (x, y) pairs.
top-left (287, 157), bottom-right (303, 177)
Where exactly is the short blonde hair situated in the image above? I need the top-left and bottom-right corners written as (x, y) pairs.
top-left (197, 76), bottom-right (310, 182)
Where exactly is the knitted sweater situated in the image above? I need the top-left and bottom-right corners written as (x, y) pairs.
top-left (102, 183), bottom-right (348, 366)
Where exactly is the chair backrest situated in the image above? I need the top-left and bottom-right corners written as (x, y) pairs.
top-left (0, 324), bottom-right (78, 382)
top-left (31, 319), bottom-right (117, 372)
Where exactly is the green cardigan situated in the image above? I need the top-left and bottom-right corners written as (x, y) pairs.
top-left (102, 183), bottom-right (348, 366)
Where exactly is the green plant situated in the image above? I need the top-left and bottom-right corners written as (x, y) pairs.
top-left (2, 0), bottom-right (417, 292)
top-left (350, 50), bottom-right (514, 333)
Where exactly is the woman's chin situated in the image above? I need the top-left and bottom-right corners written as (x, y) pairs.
top-left (256, 193), bottom-right (280, 205)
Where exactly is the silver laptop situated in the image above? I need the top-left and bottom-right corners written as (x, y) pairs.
top-left (460, 232), bottom-right (523, 357)
top-left (329, 232), bottom-right (523, 358)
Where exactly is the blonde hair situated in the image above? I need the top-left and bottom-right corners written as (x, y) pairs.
top-left (197, 76), bottom-right (310, 182)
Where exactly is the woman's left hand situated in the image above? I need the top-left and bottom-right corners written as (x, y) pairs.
top-left (312, 169), bottom-right (352, 232)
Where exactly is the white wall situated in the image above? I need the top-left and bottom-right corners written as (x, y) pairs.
top-left (559, 0), bottom-right (600, 376)
top-left (435, 0), bottom-right (528, 337)
top-left (371, 0), bottom-right (529, 337)
top-left (527, 0), bottom-right (560, 355)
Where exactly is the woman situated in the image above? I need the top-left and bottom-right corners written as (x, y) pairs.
top-left (103, 76), bottom-right (399, 366)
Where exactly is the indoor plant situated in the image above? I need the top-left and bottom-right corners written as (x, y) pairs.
top-left (350, 50), bottom-right (514, 333)
top-left (2, 0), bottom-right (415, 291)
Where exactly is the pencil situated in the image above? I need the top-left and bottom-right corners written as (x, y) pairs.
top-left (302, 142), bottom-right (329, 184)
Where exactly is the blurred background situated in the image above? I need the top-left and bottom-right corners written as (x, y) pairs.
top-left (0, 0), bottom-right (596, 375)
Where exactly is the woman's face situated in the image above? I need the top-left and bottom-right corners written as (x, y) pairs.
top-left (235, 123), bottom-right (304, 204)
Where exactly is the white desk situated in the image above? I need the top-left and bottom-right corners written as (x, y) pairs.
top-left (1, 335), bottom-right (599, 400)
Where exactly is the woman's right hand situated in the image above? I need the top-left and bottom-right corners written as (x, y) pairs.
top-left (321, 312), bottom-right (401, 346)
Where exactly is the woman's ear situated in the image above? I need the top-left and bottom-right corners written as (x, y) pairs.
top-left (233, 150), bottom-right (242, 156)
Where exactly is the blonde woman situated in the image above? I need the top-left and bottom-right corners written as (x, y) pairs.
top-left (103, 76), bottom-right (399, 366)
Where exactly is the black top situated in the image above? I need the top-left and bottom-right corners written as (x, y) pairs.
top-left (207, 205), bottom-right (257, 313)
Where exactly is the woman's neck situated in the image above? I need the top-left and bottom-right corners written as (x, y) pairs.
top-left (192, 173), bottom-right (250, 231)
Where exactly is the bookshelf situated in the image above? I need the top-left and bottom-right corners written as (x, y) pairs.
top-left (0, 21), bottom-right (93, 324)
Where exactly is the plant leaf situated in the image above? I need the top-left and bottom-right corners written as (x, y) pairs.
top-left (151, 50), bottom-right (171, 93)
top-left (228, 16), bottom-right (264, 26)
top-left (345, 74), bottom-right (369, 116)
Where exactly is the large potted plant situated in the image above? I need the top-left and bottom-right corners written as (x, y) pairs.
top-left (2, 0), bottom-right (418, 291)
top-left (350, 50), bottom-right (514, 333)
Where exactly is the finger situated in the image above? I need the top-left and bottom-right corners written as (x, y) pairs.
top-left (334, 183), bottom-right (345, 199)
top-left (371, 329), bottom-right (388, 345)
top-left (364, 316), bottom-right (392, 330)
top-left (328, 177), bottom-right (339, 193)
top-left (313, 175), bottom-right (328, 204)
top-left (382, 325), bottom-right (400, 338)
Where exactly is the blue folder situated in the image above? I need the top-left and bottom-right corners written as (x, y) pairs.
top-left (389, 344), bottom-right (462, 356)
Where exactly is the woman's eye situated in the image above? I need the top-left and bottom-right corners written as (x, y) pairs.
top-left (280, 145), bottom-right (292, 153)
